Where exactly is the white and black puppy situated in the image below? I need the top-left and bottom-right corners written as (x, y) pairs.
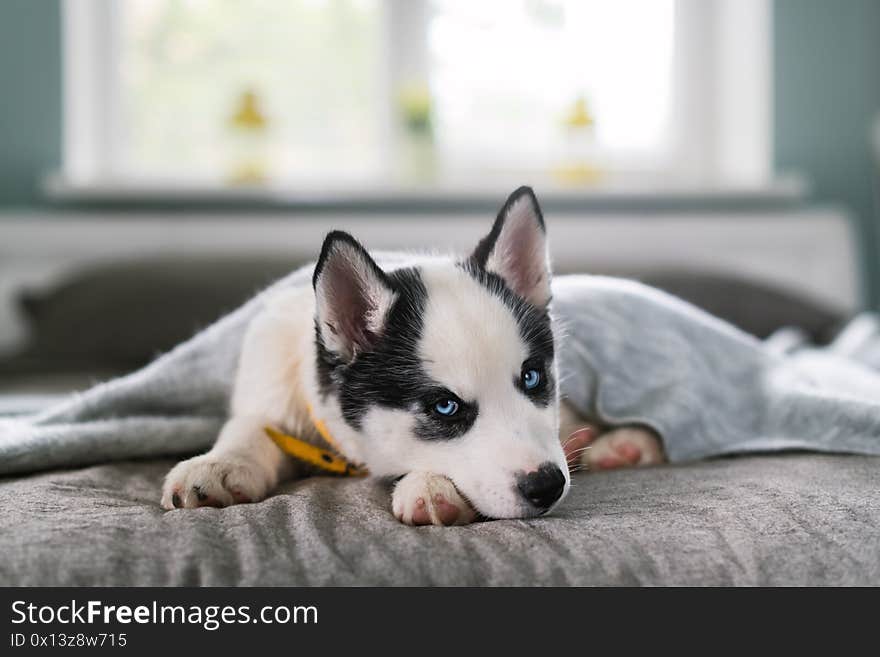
top-left (161, 187), bottom-right (663, 525)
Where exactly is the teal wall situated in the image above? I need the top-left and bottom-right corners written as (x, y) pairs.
top-left (774, 0), bottom-right (880, 307)
top-left (0, 0), bottom-right (61, 206)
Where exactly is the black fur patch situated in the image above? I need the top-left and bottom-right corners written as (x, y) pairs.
top-left (413, 388), bottom-right (479, 440)
top-left (514, 356), bottom-right (553, 408)
top-left (315, 266), bottom-right (481, 437)
top-left (460, 262), bottom-right (555, 407)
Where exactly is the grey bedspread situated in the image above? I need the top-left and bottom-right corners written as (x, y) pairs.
top-left (1, 453), bottom-right (877, 586)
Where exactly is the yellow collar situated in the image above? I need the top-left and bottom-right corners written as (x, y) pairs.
top-left (264, 405), bottom-right (368, 477)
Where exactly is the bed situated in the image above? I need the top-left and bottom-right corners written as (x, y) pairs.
top-left (0, 221), bottom-right (877, 586)
top-left (2, 452), bottom-right (878, 586)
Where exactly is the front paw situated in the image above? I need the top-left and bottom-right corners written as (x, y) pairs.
top-left (161, 453), bottom-right (274, 510)
top-left (392, 471), bottom-right (477, 526)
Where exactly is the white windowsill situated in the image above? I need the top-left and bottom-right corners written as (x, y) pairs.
top-left (42, 172), bottom-right (809, 208)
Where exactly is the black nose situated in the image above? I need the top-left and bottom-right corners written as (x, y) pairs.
top-left (517, 462), bottom-right (566, 511)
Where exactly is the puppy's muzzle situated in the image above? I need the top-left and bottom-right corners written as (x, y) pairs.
top-left (517, 462), bottom-right (566, 512)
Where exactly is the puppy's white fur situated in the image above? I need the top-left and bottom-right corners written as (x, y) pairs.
top-left (161, 188), bottom-right (662, 523)
top-left (162, 256), bottom-right (567, 518)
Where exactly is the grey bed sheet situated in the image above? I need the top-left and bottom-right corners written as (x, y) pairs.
top-left (2, 453), bottom-right (878, 586)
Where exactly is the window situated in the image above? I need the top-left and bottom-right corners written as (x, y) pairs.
top-left (428, 0), bottom-right (675, 173)
top-left (60, 0), bottom-right (770, 193)
top-left (123, 0), bottom-right (383, 183)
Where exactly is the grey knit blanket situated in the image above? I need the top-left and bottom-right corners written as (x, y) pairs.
top-left (2, 258), bottom-right (879, 476)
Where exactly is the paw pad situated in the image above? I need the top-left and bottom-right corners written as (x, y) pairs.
top-left (161, 455), bottom-right (272, 510)
top-left (392, 472), bottom-right (477, 526)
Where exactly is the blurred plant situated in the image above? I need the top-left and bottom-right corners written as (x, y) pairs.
top-left (554, 95), bottom-right (602, 185)
top-left (396, 83), bottom-right (435, 182)
top-left (226, 88), bottom-right (270, 185)
top-left (564, 96), bottom-right (594, 130)
top-left (398, 83), bottom-right (432, 135)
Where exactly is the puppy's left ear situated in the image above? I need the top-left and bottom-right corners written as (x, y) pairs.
top-left (470, 186), bottom-right (552, 307)
top-left (313, 231), bottom-right (397, 361)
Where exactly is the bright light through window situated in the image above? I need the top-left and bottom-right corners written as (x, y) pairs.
top-left (428, 0), bottom-right (676, 173)
top-left (121, 0), bottom-right (382, 183)
top-left (102, 0), bottom-right (678, 185)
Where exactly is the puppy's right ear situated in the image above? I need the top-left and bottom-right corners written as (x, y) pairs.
top-left (313, 231), bottom-right (397, 361)
top-left (470, 186), bottom-right (552, 308)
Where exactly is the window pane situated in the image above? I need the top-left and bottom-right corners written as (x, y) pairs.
top-left (118, 0), bottom-right (675, 185)
top-left (428, 0), bottom-right (675, 173)
top-left (121, 0), bottom-right (382, 183)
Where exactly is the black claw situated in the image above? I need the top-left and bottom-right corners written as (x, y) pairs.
top-left (194, 486), bottom-right (208, 502)
top-left (172, 493), bottom-right (182, 508)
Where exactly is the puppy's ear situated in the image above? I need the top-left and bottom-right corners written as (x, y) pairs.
top-left (470, 186), bottom-right (551, 307)
top-left (313, 231), bottom-right (397, 361)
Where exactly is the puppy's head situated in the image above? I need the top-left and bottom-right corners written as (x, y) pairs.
top-left (312, 187), bottom-right (567, 518)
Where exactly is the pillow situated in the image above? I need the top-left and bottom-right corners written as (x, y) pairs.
top-left (4, 256), bottom-right (303, 373)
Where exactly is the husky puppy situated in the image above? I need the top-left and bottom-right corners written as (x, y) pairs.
top-left (161, 187), bottom-right (663, 525)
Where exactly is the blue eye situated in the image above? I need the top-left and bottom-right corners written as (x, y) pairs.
top-left (523, 369), bottom-right (541, 390)
top-left (434, 399), bottom-right (459, 416)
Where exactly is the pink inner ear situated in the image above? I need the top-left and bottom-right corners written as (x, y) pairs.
top-left (321, 256), bottom-right (376, 355)
top-left (490, 201), bottom-right (551, 306)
